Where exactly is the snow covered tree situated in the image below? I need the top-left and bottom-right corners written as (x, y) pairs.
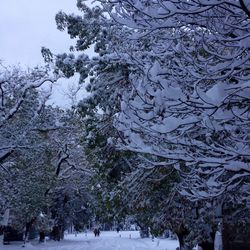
top-left (100, 0), bottom-right (250, 201)
top-left (0, 64), bottom-right (55, 166)
top-left (0, 64), bottom-right (56, 215)
top-left (0, 64), bottom-right (93, 241)
top-left (102, 1), bottom-right (250, 248)
top-left (48, 0), bottom-right (250, 248)
top-left (29, 107), bottom-right (93, 240)
top-left (0, 104), bottom-right (93, 241)
top-left (46, 1), bottom-right (135, 227)
top-left (0, 65), bottom-right (61, 242)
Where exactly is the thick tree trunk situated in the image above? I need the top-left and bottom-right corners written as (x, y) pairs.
top-left (51, 225), bottom-right (60, 241)
top-left (222, 221), bottom-right (231, 250)
top-left (199, 231), bottom-right (216, 250)
top-left (51, 224), bottom-right (64, 241)
top-left (199, 241), bottom-right (214, 250)
top-left (176, 231), bottom-right (191, 250)
top-left (39, 231), bottom-right (45, 242)
top-left (59, 225), bottom-right (64, 240)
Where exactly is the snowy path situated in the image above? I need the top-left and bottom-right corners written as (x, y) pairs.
top-left (0, 231), bottom-right (179, 250)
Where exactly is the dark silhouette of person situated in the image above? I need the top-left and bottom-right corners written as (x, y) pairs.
top-left (94, 228), bottom-right (100, 237)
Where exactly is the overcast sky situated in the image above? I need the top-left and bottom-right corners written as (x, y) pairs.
top-left (0, 0), bottom-right (92, 108)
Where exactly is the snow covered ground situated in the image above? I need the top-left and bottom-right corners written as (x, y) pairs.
top-left (0, 231), bottom-right (179, 250)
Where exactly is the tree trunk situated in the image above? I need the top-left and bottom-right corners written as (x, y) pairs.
top-left (199, 241), bottom-right (214, 250)
top-left (52, 225), bottom-right (64, 241)
top-left (39, 231), bottom-right (45, 242)
top-left (222, 221), bottom-right (231, 250)
top-left (51, 225), bottom-right (60, 241)
top-left (59, 225), bottom-right (64, 240)
top-left (176, 231), bottom-right (191, 250)
top-left (199, 231), bottom-right (216, 250)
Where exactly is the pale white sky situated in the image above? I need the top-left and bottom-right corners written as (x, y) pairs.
top-left (0, 0), bottom-right (93, 108)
